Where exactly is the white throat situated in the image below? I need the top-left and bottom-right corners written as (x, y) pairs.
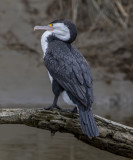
top-left (41, 31), bottom-right (52, 57)
top-left (41, 23), bottom-right (70, 58)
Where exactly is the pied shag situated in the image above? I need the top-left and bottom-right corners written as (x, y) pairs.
top-left (34, 19), bottom-right (99, 138)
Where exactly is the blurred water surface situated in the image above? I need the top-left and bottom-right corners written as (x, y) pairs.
top-left (0, 125), bottom-right (130, 160)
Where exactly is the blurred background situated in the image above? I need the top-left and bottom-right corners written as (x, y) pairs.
top-left (0, 0), bottom-right (133, 160)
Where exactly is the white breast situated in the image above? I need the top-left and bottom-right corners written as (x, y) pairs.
top-left (41, 31), bottom-right (52, 58)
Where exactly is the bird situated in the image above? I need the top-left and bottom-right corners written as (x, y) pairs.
top-left (34, 19), bottom-right (99, 138)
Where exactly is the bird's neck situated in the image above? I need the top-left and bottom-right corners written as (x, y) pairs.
top-left (41, 31), bottom-right (52, 57)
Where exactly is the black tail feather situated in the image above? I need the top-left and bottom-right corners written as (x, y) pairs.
top-left (79, 106), bottom-right (99, 138)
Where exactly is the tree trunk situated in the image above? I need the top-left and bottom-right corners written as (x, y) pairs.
top-left (0, 108), bottom-right (133, 158)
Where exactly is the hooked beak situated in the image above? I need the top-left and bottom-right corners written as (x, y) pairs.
top-left (34, 25), bottom-right (54, 31)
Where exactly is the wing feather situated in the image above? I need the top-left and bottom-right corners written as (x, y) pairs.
top-left (44, 40), bottom-right (94, 107)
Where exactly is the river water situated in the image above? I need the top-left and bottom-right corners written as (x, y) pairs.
top-left (0, 125), bottom-right (130, 160)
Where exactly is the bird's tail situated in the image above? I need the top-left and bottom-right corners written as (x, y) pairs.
top-left (78, 106), bottom-right (99, 138)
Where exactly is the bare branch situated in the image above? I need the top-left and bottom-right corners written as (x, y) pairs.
top-left (114, 0), bottom-right (128, 18)
top-left (0, 108), bottom-right (133, 158)
top-left (72, 0), bottom-right (80, 24)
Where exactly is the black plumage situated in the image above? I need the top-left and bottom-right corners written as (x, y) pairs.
top-left (44, 37), bottom-right (99, 138)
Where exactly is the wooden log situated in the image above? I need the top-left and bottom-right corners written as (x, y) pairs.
top-left (0, 108), bottom-right (133, 158)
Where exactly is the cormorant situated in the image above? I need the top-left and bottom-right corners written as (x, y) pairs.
top-left (34, 19), bottom-right (99, 138)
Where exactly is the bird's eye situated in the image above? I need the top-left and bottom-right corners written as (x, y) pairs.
top-left (49, 24), bottom-right (53, 27)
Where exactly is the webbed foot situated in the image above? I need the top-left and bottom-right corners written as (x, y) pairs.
top-left (44, 105), bottom-right (61, 111)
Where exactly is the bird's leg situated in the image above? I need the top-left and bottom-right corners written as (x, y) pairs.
top-left (51, 95), bottom-right (60, 109)
top-left (45, 80), bottom-right (63, 110)
top-left (44, 95), bottom-right (61, 110)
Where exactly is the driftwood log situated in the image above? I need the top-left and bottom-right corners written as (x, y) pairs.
top-left (0, 108), bottom-right (133, 158)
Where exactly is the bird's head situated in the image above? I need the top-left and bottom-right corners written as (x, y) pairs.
top-left (34, 19), bottom-right (77, 43)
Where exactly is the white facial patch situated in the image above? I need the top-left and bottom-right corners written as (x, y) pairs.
top-left (53, 23), bottom-right (70, 41)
